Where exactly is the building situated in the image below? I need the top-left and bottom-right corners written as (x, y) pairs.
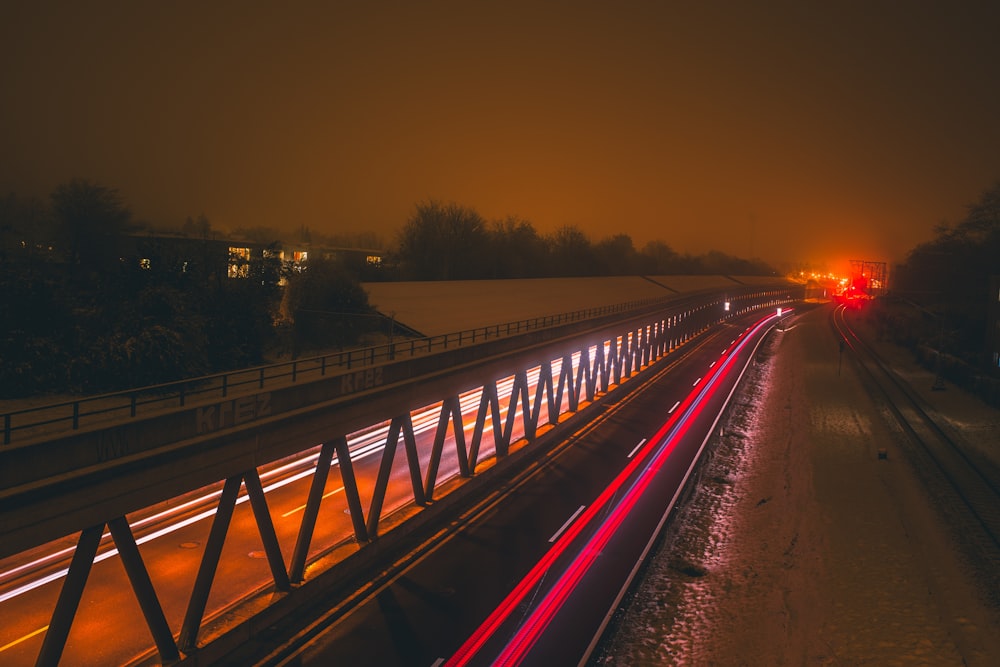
top-left (124, 233), bottom-right (385, 283)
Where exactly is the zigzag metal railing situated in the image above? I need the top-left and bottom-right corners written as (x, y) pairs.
top-left (1, 290), bottom-right (692, 446)
top-left (11, 289), bottom-right (797, 665)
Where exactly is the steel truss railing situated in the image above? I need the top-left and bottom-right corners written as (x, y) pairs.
top-left (8, 289), bottom-right (799, 666)
top-left (2, 291), bottom-right (701, 445)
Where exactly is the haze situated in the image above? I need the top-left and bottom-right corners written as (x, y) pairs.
top-left (3, 1), bottom-right (999, 273)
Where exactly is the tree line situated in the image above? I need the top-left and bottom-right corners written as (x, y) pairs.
top-left (389, 200), bottom-right (776, 280)
top-left (0, 180), bottom-right (373, 398)
top-left (7, 177), bottom-right (992, 401)
top-left (1, 181), bottom-right (777, 399)
top-left (876, 181), bottom-right (1000, 400)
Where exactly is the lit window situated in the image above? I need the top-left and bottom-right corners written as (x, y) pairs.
top-left (229, 247), bottom-right (251, 278)
top-left (366, 255), bottom-right (382, 267)
top-left (139, 258), bottom-right (151, 270)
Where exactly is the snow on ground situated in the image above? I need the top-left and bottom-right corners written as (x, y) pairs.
top-left (361, 276), bottom-right (778, 337)
top-left (593, 303), bottom-right (1000, 666)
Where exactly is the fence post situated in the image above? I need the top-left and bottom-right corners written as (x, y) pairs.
top-left (73, 402), bottom-right (80, 430)
top-left (131, 394), bottom-right (137, 418)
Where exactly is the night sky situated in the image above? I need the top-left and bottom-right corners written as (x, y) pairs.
top-left (3, 1), bottom-right (999, 272)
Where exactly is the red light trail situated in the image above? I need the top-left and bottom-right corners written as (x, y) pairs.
top-left (446, 311), bottom-right (784, 666)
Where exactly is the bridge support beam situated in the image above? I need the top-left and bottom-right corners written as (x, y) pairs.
top-left (108, 517), bottom-right (180, 663)
top-left (469, 381), bottom-right (502, 469)
top-left (244, 469), bottom-right (291, 593)
top-left (179, 474), bottom-right (241, 652)
top-left (36, 525), bottom-right (103, 667)
top-left (368, 414), bottom-right (424, 539)
top-left (290, 440), bottom-right (336, 582)
top-left (335, 435), bottom-right (370, 544)
top-left (425, 396), bottom-right (471, 500)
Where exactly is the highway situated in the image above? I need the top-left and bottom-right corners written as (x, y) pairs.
top-left (0, 353), bottom-right (577, 665)
top-left (233, 310), bottom-right (782, 666)
top-left (0, 306), bottom-right (785, 666)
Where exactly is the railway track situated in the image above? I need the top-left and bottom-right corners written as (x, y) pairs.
top-left (832, 304), bottom-right (1000, 563)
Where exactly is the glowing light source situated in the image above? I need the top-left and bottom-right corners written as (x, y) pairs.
top-left (447, 312), bottom-right (785, 666)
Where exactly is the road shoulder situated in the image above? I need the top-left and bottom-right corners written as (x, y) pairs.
top-left (595, 304), bottom-right (1000, 665)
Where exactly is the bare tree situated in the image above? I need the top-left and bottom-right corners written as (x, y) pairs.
top-left (487, 216), bottom-right (546, 278)
top-left (638, 240), bottom-right (680, 274)
top-left (394, 200), bottom-right (489, 280)
top-left (594, 233), bottom-right (638, 275)
top-left (50, 179), bottom-right (133, 278)
top-left (546, 225), bottom-right (596, 277)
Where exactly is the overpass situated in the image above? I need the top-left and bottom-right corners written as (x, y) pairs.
top-left (0, 276), bottom-right (803, 666)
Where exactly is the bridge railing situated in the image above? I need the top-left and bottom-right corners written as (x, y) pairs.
top-left (1, 291), bottom-right (696, 445)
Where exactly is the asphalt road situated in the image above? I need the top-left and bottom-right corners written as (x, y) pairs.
top-left (259, 311), bottom-right (778, 667)
top-left (0, 310), bottom-right (777, 667)
top-left (0, 379), bottom-right (529, 666)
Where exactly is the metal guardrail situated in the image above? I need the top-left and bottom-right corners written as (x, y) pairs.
top-left (2, 292), bottom-right (694, 445)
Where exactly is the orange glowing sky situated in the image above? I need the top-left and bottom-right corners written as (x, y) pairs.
top-left (2, 1), bottom-right (999, 273)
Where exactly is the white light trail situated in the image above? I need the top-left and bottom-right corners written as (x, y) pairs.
top-left (0, 348), bottom-right (589, 605)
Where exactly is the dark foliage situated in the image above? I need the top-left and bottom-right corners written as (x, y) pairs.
top-left (2, 184), bottom-right (779, 398)
top-left (283, 257), bottom-right (374, 354)
top-left (390, 200), bottom-right (777, 281)
top-left (394, 201), bottom-right (490, 280)
top-left (0, 271), bottom-right (73, 395)
top-left (892, 181), bottom-right (1000, 371)
top-left (0, 181), bottom-right (298, 398)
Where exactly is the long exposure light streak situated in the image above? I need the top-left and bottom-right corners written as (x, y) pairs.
top-left (445, 312), bottom-right (780, 666)
top-left (0, 349), bottom-right (591, 606)
top-left (3, 299), bottom-right (803, 667)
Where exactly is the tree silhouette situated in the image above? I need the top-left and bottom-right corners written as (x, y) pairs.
top-left (395, 200), bottom-right (489, 280)
top-left (0, 193), bottom-right (54, 269)
top-left (50, 179), bottom-right (133, 280)
top-left (639, 240), bottom-right (680, 274)
top-left (486, 216), bottom-right (546, 279)
top-left (892, 180), bottom-right (1000, 369)
top-left (284, 257), bottom-right (374, 353)
top-left (594, 233), bottom-right (638, 275)
top-left (546, 225), bottom-right (595, 277)
top-left (182, 214), bottom-right (213, 239)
